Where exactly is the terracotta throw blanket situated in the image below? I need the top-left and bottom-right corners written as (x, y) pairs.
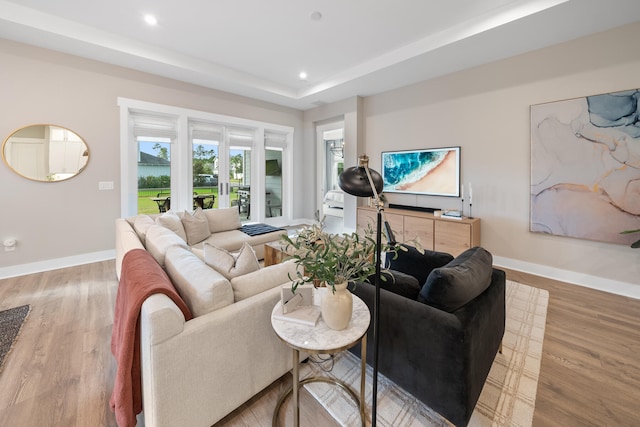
top-left (110, 249), bottom-right (193, 427)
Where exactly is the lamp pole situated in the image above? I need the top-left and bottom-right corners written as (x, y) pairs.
top-left (339, 155), bottom-right (393, 427)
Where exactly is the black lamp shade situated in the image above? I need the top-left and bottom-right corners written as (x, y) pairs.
top-left (339, 166), bottom-right (384, 197)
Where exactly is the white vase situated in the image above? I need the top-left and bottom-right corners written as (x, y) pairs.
top-left (321, 281), bottom-right (353, 330)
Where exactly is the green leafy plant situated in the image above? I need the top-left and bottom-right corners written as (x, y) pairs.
top-left (281, 222), bottom-right (403, 294)
top-left (620, 229), bottom-right (640, 249)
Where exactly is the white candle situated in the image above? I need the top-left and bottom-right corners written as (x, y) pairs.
top-left (461, 184), bottom-right (464, 199)
top-left (469, 183), bottom-right (473, 203)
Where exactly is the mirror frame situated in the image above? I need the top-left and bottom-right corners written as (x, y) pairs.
top-left (2, 124), bottom-right (90, 182)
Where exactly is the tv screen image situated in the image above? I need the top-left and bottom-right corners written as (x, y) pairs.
top-left (382, 147), bottom-right (460, 197)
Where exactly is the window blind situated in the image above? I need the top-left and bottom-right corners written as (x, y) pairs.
top-left (190, 120), bottom-right (223, 142)
top-left (131, 111), bottom-right (178, 140)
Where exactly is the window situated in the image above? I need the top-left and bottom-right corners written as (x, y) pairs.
top-left (119, 98), bottom-right (293, 221)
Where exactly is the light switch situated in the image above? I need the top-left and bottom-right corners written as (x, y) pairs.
top-left (99, 181), bottom-right (114, 190)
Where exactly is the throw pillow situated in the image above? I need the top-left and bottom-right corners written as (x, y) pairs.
top-left (418, 246), bottom-right (493, 312)
top-left (203, 207), bottom-right (242, 233)
top-left (386, 245), bottom-right (454, 285)
top-left (365, 269), bottom-right (421, 300)
top-left (156, 210), bottom-right (187, 242)
top-left (203, 242), bottom-right (260, 280)
top-left (180, 208), bottom-right (211, 245)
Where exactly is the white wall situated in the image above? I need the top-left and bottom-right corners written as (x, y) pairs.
top-left (359, 22), bottom-right (640, 297)
top-left (0, 39), bottom-right (303, 277)
top-left (3, 21), bottom-right (640, 295)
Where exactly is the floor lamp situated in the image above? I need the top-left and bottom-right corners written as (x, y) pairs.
top-left (338, 155), bottom-right (395, 427)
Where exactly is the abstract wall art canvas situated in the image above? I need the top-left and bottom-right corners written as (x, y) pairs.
top-left (530, 89), bottom-right (640, 245)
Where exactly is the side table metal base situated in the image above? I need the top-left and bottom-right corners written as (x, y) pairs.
top-left (272, 376), bottom-right (365, 427)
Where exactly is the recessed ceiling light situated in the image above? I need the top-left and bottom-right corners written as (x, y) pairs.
top-left (309, 11), bottom-right (322, 21)
top-left (144, 15), bottom-right (158, 26)
top-left (299, 72), bottom-right (308, 80)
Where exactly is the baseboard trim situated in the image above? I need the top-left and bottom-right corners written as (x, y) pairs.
top-left (493, 255), bottom-right (640, 300)
top-left (3, 249), bottom-right (637, 301)
top-left (0, 250), bottom-right (115, 280)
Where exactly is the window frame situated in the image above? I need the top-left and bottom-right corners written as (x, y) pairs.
top-left (118, 97), bottom-right (293, 220)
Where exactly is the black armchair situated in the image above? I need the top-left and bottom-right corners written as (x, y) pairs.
top-left (349, 246), bottom-right (506, 427)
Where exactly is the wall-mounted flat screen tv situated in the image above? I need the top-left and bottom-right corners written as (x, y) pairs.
top-left (382, 147), bottom-right (460, 197)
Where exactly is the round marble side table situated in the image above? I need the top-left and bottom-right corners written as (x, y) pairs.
top-left (271, 290), bottom-right (370, 427)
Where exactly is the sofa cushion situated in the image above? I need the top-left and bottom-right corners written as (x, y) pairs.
top-left (193, 230), bottom-right (249, 253)
top-left (156, 211), bottom-right (187, 242)
top-left (418, 246), bottom-right (493, 312)
top-left (180, 208), bottom-right (211, 245)
top-left (203, 242), bottom-right (260, 280)
top-left (204, 207), bottom-right (242, 233)
top-left (133, 215), bottom-right (155, 245)
top-left (164, 246), bottom-right (234, 317)
top-left (145, 224), bottom-right (190, 267)
top-left (386, 245), bottom-right (454, 285)
top-left (230, 260), bottom-right (298, 302)
top-left (365, 269), bottom-right (421, 300)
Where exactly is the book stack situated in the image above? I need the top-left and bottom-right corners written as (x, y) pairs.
top-left (442, 210), bottom-right (463, 220)
top-left (272, 305), bottom-right (321, 326)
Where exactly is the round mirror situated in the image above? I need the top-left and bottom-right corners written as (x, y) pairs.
top-left (2, 124), bottom-right (89, 182)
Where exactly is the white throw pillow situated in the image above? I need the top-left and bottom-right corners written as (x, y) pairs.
top-left (203, 242), bottom-right (260, 279)
top-left (204, 207), bottom-right (242, 233)
top-left (156, 211), bottom-right (187, 242)
top-left (180, 208), bottom-right (211, 245)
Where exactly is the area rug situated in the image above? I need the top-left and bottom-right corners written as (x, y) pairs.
top-left (0, 305), bottom-right (31, 374)
top-left (301, 280), bottom-right (549, 427)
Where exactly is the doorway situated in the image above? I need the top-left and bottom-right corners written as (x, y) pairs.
top-left (316, 122), bottom-right (345, 234)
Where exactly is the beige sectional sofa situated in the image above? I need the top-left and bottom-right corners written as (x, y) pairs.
top-left (114, 207), bottom-right (297, 427)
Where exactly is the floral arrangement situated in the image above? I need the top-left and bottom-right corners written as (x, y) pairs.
top-left (281, 222), bottom-right (404, 294)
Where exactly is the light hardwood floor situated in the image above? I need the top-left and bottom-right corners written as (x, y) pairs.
top-left (0, 260), bottom-right (638, 426)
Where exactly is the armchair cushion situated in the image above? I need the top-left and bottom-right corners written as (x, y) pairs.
top-left (366, 269), bottom-right (421, 300)
top-left (418, 246), bottom-right (493, 312)
top-left (386, 245), bottom-right (453, 286)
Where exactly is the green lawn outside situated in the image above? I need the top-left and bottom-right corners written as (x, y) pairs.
top-left (137, 186), bottom-right (243, 214)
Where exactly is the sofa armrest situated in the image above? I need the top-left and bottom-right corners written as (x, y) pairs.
top-left (139, 285), bottom-right (293, 427)
top-left (140, 294), bottom-right (188, 345)
top-left (115, 218), bottom-right (145, 280)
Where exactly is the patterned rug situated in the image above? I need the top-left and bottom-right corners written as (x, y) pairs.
top-left (0, 305), bottom-right (31, 375)
top-left (301, 280), bottom-right (549, 426)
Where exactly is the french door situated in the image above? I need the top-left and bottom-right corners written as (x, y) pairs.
top-left (120, 98), bottom-right (292, 221)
